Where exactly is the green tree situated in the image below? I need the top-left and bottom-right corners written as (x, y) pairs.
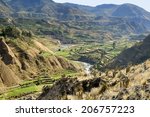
top-left (112, 42), bottom-right (116, 49)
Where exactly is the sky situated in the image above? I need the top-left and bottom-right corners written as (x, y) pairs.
top-left (54, 0), bottom-right (150, 12)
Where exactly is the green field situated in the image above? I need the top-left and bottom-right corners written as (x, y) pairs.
top-left (55, 39), bottom-right (136, 69)
top-left (0, 69), bottom-right (79, 100)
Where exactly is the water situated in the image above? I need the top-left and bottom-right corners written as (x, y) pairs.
top-left (81, 62), bottom-right (93, 75)
top-left (60, 44), bottom-right (93, 75)
top-left (59, 44), bottom-right (74, 50)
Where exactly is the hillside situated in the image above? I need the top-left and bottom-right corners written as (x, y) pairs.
top-left (1, 0), bottom-right (150, 21)
top-left (38, 58), bottom-right (150, 100)
top-left (112, 4), bottom-right (150, 17)
top-left (0, 0), bottom-right (149, 44)
top-left (8, 0), bottom-right (91, 20)
top-left (38, 34), bottom-right (150, 100)
top-left (0, 0), bottom-right (11, 17)
top-left (104, 34), bottom-right (150, 70)
top-left (0, 26), bottom-right (81, 92)
top-left (65, 3), bottom-right (150, 31)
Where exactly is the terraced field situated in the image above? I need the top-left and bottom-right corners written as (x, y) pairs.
top-left (56, 39), bottom-right (136, 70)
top-left (0, 69), bottom-right (79, 100)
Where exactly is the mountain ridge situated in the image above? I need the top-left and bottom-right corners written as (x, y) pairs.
top-left (2, 0), bottom-right (149, 32)
top-left (0, 0), bottom-right (150, 20)
top-left (0, 0), bottom-right (150, 42)
top-left (103, 34), bottom-right (150, 70)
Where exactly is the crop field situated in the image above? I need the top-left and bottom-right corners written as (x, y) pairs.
top-left (56, 39), bottom-right (136, 67)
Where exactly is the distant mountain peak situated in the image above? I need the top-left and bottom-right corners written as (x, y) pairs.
top-left (96, 4), bottom-right (118, 8)
top-left (112, 3), bottom-right (149, 17)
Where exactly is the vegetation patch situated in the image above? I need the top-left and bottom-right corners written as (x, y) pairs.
top-left (51, 70), bottom-right (78, 80)
top-left (0, 85), bottom-right (38, 99)
top-left (39, 51), bottom-right (53, 57)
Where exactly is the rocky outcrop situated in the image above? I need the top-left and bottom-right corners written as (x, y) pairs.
top-left (98, 59), bottom-right (150, 100)
top-left (38, 59), bottom-right (150, 100)
top-left (38, 77), bottom-right (105, 100)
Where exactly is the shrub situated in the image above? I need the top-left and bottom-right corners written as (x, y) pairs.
top-left (22, 30), bottom-right (34, 37)
top-left (2, 26), bottom-right (22, 38)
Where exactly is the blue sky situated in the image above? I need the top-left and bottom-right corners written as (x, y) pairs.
top-left (54, 0), bottom-right (150, 12)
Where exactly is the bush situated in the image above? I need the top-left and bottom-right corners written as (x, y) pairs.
top-left (22, 30), bottom-right (34, 37)
top-left (2, 26), bottom-right (22, 38)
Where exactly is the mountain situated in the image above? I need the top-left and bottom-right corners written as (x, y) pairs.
top-left (64, 3), bottom-right (150, 31)
top-left (6, 0), bottom-right (150, 21)
top-left (0, 0), bottom-right (150, 39)
top-left (112, 4), bottom-right (150, 18)
top-left (0, 27), bottom-right (81, 90)
top-left (111, 4), bottom-right (150, 30)
top-left (104, 34), bottom-right (150, 70)
top-left (0, 0), bottom-right (149, 33)
top-left (0, 0), bottom-right (11, 17)
top-left (64, 3), bottom-right (150, 19)
top-left (91, 4), bottom-right (118, 16)
top-left (8, 0), bottom-right (91, 20)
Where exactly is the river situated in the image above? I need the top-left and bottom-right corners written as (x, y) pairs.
top-left (81, 62), bottom-right (93, 74)
top-left (59, 44), bottom-right (93, 75)
top-left (59, 44), bottom-right (75, 50)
